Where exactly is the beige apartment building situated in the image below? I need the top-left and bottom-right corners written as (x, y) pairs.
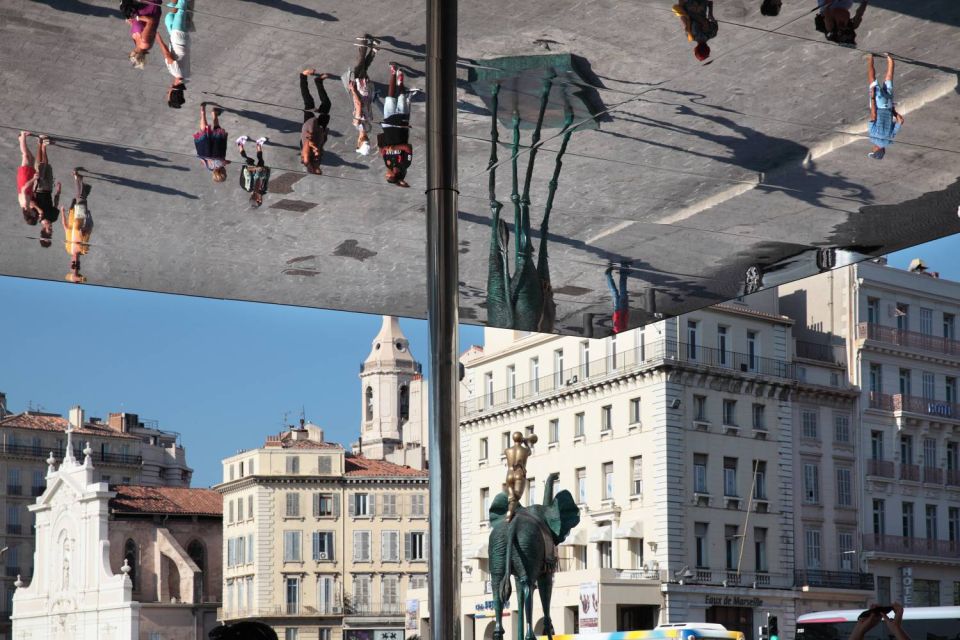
top-left (0, 399), bottom-right (192, 640)
top-left (217, 317), bottom-right (430, 640)
top-left (419, 289), bottom-right (806, 640)
top-left (781, 258), bottom-right (960, 609)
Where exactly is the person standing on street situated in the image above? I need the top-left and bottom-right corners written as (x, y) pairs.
top-left (236, 135), bottom-right (271, 208)
top-left (866, 53), bottom-right (904, 160)
top-left (194, 102), bottom-right (230, 181)
top-left (346, 34), bottom-right (379, 156)
top-left (673, 0), bottom-right (718, 61)
top-left (156, 0), bottom-right (190, 108)
top-left (377, 63), bottom-right (414, 187)
top-left (605, 265), bottom-right (630, 334)
top-left (300, 69), bottom-right (333, 175)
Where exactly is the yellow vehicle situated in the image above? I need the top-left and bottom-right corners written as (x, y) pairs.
top-left (539, 623), bottom-right (747, 640)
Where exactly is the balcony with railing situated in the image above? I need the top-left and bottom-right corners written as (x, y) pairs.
top-left (868, 392), bottom-right (960, 421)
top-left (794, 569), bottom-right (874, 590)
top-left (463, 339), bottom-right (796, 416)
top-left (0, 443), bottom-right (46, 459)
top-left (857, 322), bottom-right (960, 358)
top-left (899, 463), bottom-right (920, 482)
top-left (866, 459), bottom-right (895, 478)
top-left (923, 467), bottom-right (944, 484)
top-left (219, 603), bottom-right (343, 620)
top-left (862, 534), bottom-right (960, 559)
top-left (344, 601), bottom-right (405, 617)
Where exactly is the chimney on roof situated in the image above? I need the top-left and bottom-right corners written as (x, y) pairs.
top-left (358, 436), bottom-right (363, 456)
top-left (0, 392), bottom-right (7, 418)
top-left (108, 413), bottom-right (138, 433)
top-left (69, 406), bottom-right (85, 430)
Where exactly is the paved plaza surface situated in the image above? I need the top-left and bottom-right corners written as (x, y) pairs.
top-left (1, 0), bottom-right (958, 334)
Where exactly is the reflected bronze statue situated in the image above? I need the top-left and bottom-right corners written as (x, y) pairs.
top-left (485, 70), bottom-right (577, 334)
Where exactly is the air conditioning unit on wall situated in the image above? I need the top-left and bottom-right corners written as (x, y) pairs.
top-left (318, 552), bottom-right (328, 560)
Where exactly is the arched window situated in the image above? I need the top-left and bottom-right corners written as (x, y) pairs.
top-left (365, 387), bottom-right (374, 421)
top-left (124, 538), bottom-right (138, 591)
top-left (399, 385), bottom-right (410, 421)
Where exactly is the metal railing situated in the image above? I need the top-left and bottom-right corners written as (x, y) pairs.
top-left (867, 459), bottom-right (895, 478)
top-left (463, 339), bottom-right (796, 415)
top-left (858, 322), bottom-right (960, 357)
top-left (0, 443), bottom-right (47, 459)
top-left (923, 467), bottom-right (944, 484)
top-left (98, 451), bottom-right (143, 465)
top-left (344, 601), bottom-right (405, 616)
top-left (795, 569), bottom-right (874, 590)
top-left (219, 604), bottom-right (344, 619)
top-left (868, 393), bottom-right (960, 420)
top-left (795, 340), bottom-right (837, 363)
top-left (863, 534), bottom-right (960, 559)
top-left (900, 463), bottom-right (920, 482)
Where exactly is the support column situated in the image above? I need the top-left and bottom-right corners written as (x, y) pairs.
top-left (425, 0), bottom-right (461, 638)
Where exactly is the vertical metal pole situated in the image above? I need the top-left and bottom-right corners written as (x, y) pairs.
top-left (426, 0), bottom-right (460, 637)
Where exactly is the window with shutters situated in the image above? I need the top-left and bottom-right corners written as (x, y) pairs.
top-left (285, 492), bottom-right (300, 518)
top-left (317, 576), bottom-right (335, 614)
top-left (247, 495), bottom-right (254, 520)
top-left (410, 493), bottom-right (426, 517)
top-left (723, 457), bottom-right (737, 497)
top-left (318, 456), bottom-right (332, 474)
top-left (576, 468), bottom-right (587, 504)
top-left (574, 412), bottom-right (585, 438)
top-left (353, 575), bottom-right (371, 608)
top-left (228, 500), bottom-right (234, 524)
top-left (352, 493), bottom-right (369, 517)
top-left (382, 574), bottom-right (400, 608)
top-left (247, 533), bottom-right (254, 563)
top-left (406, 531), bottom-right (426, 561)
top-left (549, 419), bottom-right (559, 444)
top-left (838, 532), bottom-right (854, 570)
top-left (803, 463), bottom-right (820, 504)
top-left (480, 487), bottom-right (491, 522)
top-left (834, 413), bottom-right (851, 443)
top-left (283, 531), bottom-right (302, 562)
top-left (694, 454), bottom-right (708, 493)
top-left (805, 528), bottom-right (822, 569)
top-left (312, 531), bottom-right (334, 561)
top-left (382, 530), bottom-right (400, 562)
top-left (313, 493), bottom-right (338, 517)
top-left (286, 456), bottom-right (300, 474)
top-left (353, 531), bottom-right (371, 562)
top-left (631, 456), bottom-right (643, 496)
top-left (836, 467), bottom-right (853, 507)
top-left (409, 574), bottom-right (427, 590)
top-left (630, 398), bottom-right (642, 425)
top-left (381, 494), bottom-right (398, 517)
top-left (479, 437), bottom-right (488, 461)
top-left (237, 497), bottom-right (244, 521)
top-left (600, 405), bottom-right (613, 432)
top-left (285, 576), bottom-right (300, 614)
top-left (603, 462), bottom-right (614, 500)
top-left (800, 409), bottom-right (818, 439)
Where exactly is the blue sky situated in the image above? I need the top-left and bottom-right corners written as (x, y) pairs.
top-left (0, 238), bottom-right (955, 488)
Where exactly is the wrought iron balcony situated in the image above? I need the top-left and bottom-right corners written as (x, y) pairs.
top-left (923, 467), bottom-right (944, 484)
top-left (868, 392), bottom-right (960, 420)
top-left (462, 338), bottom-right (795, 416)
top-left (794, 569), bottom-right (874, 590)
top-left (0, 443), bottom-right (46, 459)
top-left (858, 322), bottom-right (960, 357)
top-left (862, 534), bottom-right (960, 559)
top-left (866, 459), bottom-right (895, 478)
top-left (900, 463), bottom-right (921, 482)
top-left (344, 601), bottom-right (405, 616)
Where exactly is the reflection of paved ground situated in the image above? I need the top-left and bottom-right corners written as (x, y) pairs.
top-left (1, 0), bottom-right (958, 336)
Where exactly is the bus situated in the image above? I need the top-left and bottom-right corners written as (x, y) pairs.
top-left (797, 605), bottom-right (960, 640)
top-left (539, 623), bottom-right (746, 640)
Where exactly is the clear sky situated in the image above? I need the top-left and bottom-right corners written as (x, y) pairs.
top-left (0, 237), bottom-right (955, 488)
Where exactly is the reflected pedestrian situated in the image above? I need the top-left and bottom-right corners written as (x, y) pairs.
top-left (16, 131), bottom-right (43, 226)
top-left (605, 265), bottom-right (629, 334)
top-left (300, 69), bottom-right (333, 175)
top-left (760, 0), bottom-right (782, 15)
top-left (346, 34), bottom-right (379, 156)
top-left (31, 135), bottom-right (60, 247)
top-left (61, 169), bottom-right (92, 284)
top-left (377, 63), bottom-right (414, 187)
top-left (156, 0), bottom-right (190, 108)
top-left (194, 102), bottom-right (229, 182)
top-left (867, 53), bottom-right (903, 160)
top-left (128, 0), bottom-right (161, 68)
top-left (236, 136), bottom-right (270, 208)
top-left (673, 0), bottom-right (718, 61)
top-left (815, 0), bottom-right (867, 45)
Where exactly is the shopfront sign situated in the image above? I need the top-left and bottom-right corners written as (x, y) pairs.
top-left (705, 595), bottom-right (764, 607)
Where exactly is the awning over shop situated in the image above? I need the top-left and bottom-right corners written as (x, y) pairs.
top-left (614, 520), bottom-right (644, 539)
top-left (467, 542), bottom-right (489, 559)
top-left (559, 528), bottom-right (588, 546)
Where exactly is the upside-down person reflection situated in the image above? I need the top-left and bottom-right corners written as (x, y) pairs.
top-left (760, 0), bottom-right (782, 15)
top-left (194, 102), bottom-right (230, 182)
top-left (867, 53), bottom-right (904, 160)
top-left (16, 131), bottom-right (44, 226)
top-left (60, 170), bottom-right (92, 284)
top-left (29, 134), bottom-right (60, 248)
top-left (378, 63), bottom-right (415, 188)
top-left (849, 603), bottom-right (912, 640)
top-left (236, 135), bottom-right (270, 208)
top-left (345, 34), bottom-right (379, 156)
top-left (300, 69), bottom-right (333, 175)
top-left (815, 0), bottom-right (868, 45)
top-left (605, 264), bottom-right (630, 334)
top-left (156, 0), bottom-right (190, 108)
top-left (123, 0), bottom-right (161, 69)
top-left (673, 0), bottom-right (718, 61)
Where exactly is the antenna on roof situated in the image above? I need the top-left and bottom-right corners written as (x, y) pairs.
top-left (282, 411), bottom-right (290, 427)
top-left (300, 406), bottom-right (306, 423)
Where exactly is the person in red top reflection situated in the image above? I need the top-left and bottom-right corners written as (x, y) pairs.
top-left (605, 264), bottom-right (630, 334)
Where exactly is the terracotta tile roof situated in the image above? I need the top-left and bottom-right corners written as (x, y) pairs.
top-left (0, 412), bottom-right (140, 440)
top-left (344, 454), bottom-right (428, 478)
top-left (110, 485), bottom-right (222, 516)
